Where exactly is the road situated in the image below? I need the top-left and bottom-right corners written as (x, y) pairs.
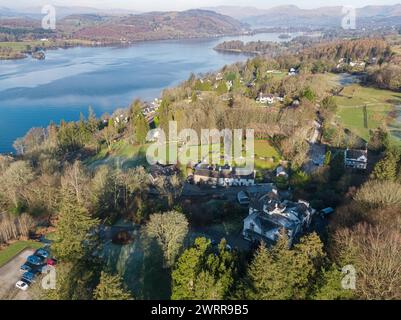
top-left (0, 249), bottom-right (34, 300)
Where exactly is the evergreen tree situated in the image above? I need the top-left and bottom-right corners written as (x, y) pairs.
top-left (39, 262), bottom-right (99, 300)
top-left (87, 106), bottom-right (99, 134)
top-left (301, 87), bottom-right (316, 102)
top-left (215, 82), bottom-right (228, 95)
top-left (171, 237), bottom-right (236, 300)
top-left (134, 112), bottom-right (150, 145)
top-left (312, 265), bottom-right (355, 300)
top-left (372, 149), bottom-right (400, 181)
top-left (94, 271), bottom-right (133, 300)
top-left (53, 186), bottom-right (99, 263)
top-left (157, 98), bottom-right (172, 133)
top-left (191, 91), bottom-right (198, 103)
top-left (246, 233), bottom-right (324, 300)
top-left (245, 242), bottom-right (274, 300)
top-left (171, 237), bottom-right (210, 300)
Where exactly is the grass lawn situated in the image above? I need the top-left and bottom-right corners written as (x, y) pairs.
top-left (253, 139), bottom-right (281, 170)
top-left (334, 84), bottom-right (401, 141)
top-left (269, 71), bottom-right (287, 81)
top-left (181, 139), bottom-right (280, 170)
top-left (0, 241), bottom-right (42, 268)
top-left (86, 136), bottom-right (281, 174)
top-left (85, 140), bottom-right (149, 169)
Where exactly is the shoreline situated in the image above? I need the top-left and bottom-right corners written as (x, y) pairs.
top-left (0, 31), bottom-right (258, 62)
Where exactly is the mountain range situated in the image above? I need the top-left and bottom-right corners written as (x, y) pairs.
top-left (203, 4), bottom-right (401, 27)
top-left (0, 6), bottom-right (137, 19)
top-left (0, 9), bottom-right (248, 43)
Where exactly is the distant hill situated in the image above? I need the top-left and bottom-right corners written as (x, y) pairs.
top-left (58, 9), bottom-right (248, 42)
top-left (0, 6), bottom-right (138, 19)
top-left (204, 4), bottom-right (401, 28)
top-left (201, 6), bottom-right (264, 19)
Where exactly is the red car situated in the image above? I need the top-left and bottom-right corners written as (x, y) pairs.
top-left (47, 258), bottom-right (57, 266)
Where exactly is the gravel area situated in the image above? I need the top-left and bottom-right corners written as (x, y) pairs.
top-left (0, 249), bottom-right (34, 300)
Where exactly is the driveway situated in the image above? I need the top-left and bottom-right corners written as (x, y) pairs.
top-left (0, 249), bottom-right (34, 300)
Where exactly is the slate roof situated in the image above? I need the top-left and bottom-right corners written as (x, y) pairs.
top-left (345, 149), bottom-right (367, 161)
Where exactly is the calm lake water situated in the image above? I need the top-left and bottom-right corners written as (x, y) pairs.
top-left (0, 33), bottom-right (294, 153)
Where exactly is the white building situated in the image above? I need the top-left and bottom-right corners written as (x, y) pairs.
top-left (243, 194), bottom-right (315, 245)
top-left (193, 165), bottom-right (255, 187)
top-left (256, 93), bottom-right (275, 104)
top-left (276, 166), bottom-right (288, 178)
top-left (344, 148), bottom-right (368, 170)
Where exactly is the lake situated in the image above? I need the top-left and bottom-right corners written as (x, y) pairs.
top-left (0, 33), bottom-right (294, 153)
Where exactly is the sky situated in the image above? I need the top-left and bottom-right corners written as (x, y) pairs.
top-left (2, 0), bottom-right (401, 11)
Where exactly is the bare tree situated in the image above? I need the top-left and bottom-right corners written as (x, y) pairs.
top-left (144, 210), bottom-right (189, 268)
top-left (0, 161), bottom-right (35, 209)
top-left (333, 223), bottom-right (401, 299)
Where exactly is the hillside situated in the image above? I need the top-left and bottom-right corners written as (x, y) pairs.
top-left (0, 9), bottom-right (247, 42)
top-left (58, 9), bottom-right (248, 42)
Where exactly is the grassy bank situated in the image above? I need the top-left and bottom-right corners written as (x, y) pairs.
top-left (0, 241), bottom-right (42, 268)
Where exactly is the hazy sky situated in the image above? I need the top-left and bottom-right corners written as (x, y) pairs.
top-left (3, 0), bottom-right (401, 11)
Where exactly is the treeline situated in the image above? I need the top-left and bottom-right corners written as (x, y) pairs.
top-left (0, 26), bottom-right (54, 41)
top-left (367, 62), bottom-right (401, 91)
top-left (214, 40), bottom-right (284, 55)
top-left (301, 38), bottom-right (391, 63)
top-left (0, 213), bottom-right (33, 244)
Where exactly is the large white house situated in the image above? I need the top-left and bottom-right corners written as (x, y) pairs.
top-left (344, 148), bottom-right (368, 170)
top-left (243, 193), bottom-right (316, 245)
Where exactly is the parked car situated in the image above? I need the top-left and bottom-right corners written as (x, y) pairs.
top-left (320, 207), bottom-right (335, 217)
top-left (15, 280), bottom-right (30, 291)
top-left (34, 248), bottom-right (50, 259)
top-left (47, 258), bottom-right (57, 266)
top-left (22, 270), bottom-right (39, 283)
top-left (27, 255), bottom-right (45, 266)
top-left (20, 262), bottom-right (35, 273)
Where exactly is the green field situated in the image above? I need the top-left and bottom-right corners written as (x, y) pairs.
top-left (253, 139), bottom-right (281, 169)
top-left (334, 84), bottom-right (401, 142)
top-left (85, 140), bottom-right (149, 169)
top-left (0, 241), bottom-right (42, 268)
top-left (85, 136), bottom-right (280, 174)
top-left (181, 139), bottom-right (280, 170)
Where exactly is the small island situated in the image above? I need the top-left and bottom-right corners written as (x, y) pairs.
top-left (32, 51), bottom-right (45, 60)
top-left (278, 33), bottom-right (291, 39)
top-left (214, 40), bottom-right (285, 56)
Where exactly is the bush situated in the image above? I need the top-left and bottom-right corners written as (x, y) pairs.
top-left (354, 180), bottom-right (401, 208)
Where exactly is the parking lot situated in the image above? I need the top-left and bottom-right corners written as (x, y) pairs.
top-left (0, 249), bottom-right (34, 300)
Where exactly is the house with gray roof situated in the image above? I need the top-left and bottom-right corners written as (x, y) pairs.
top-left (344, 148), bottom-right (368, 170)
top-left (193, 164), bottom-right (255, 187)
top-left (243, 193), bottom-right (316, 245)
